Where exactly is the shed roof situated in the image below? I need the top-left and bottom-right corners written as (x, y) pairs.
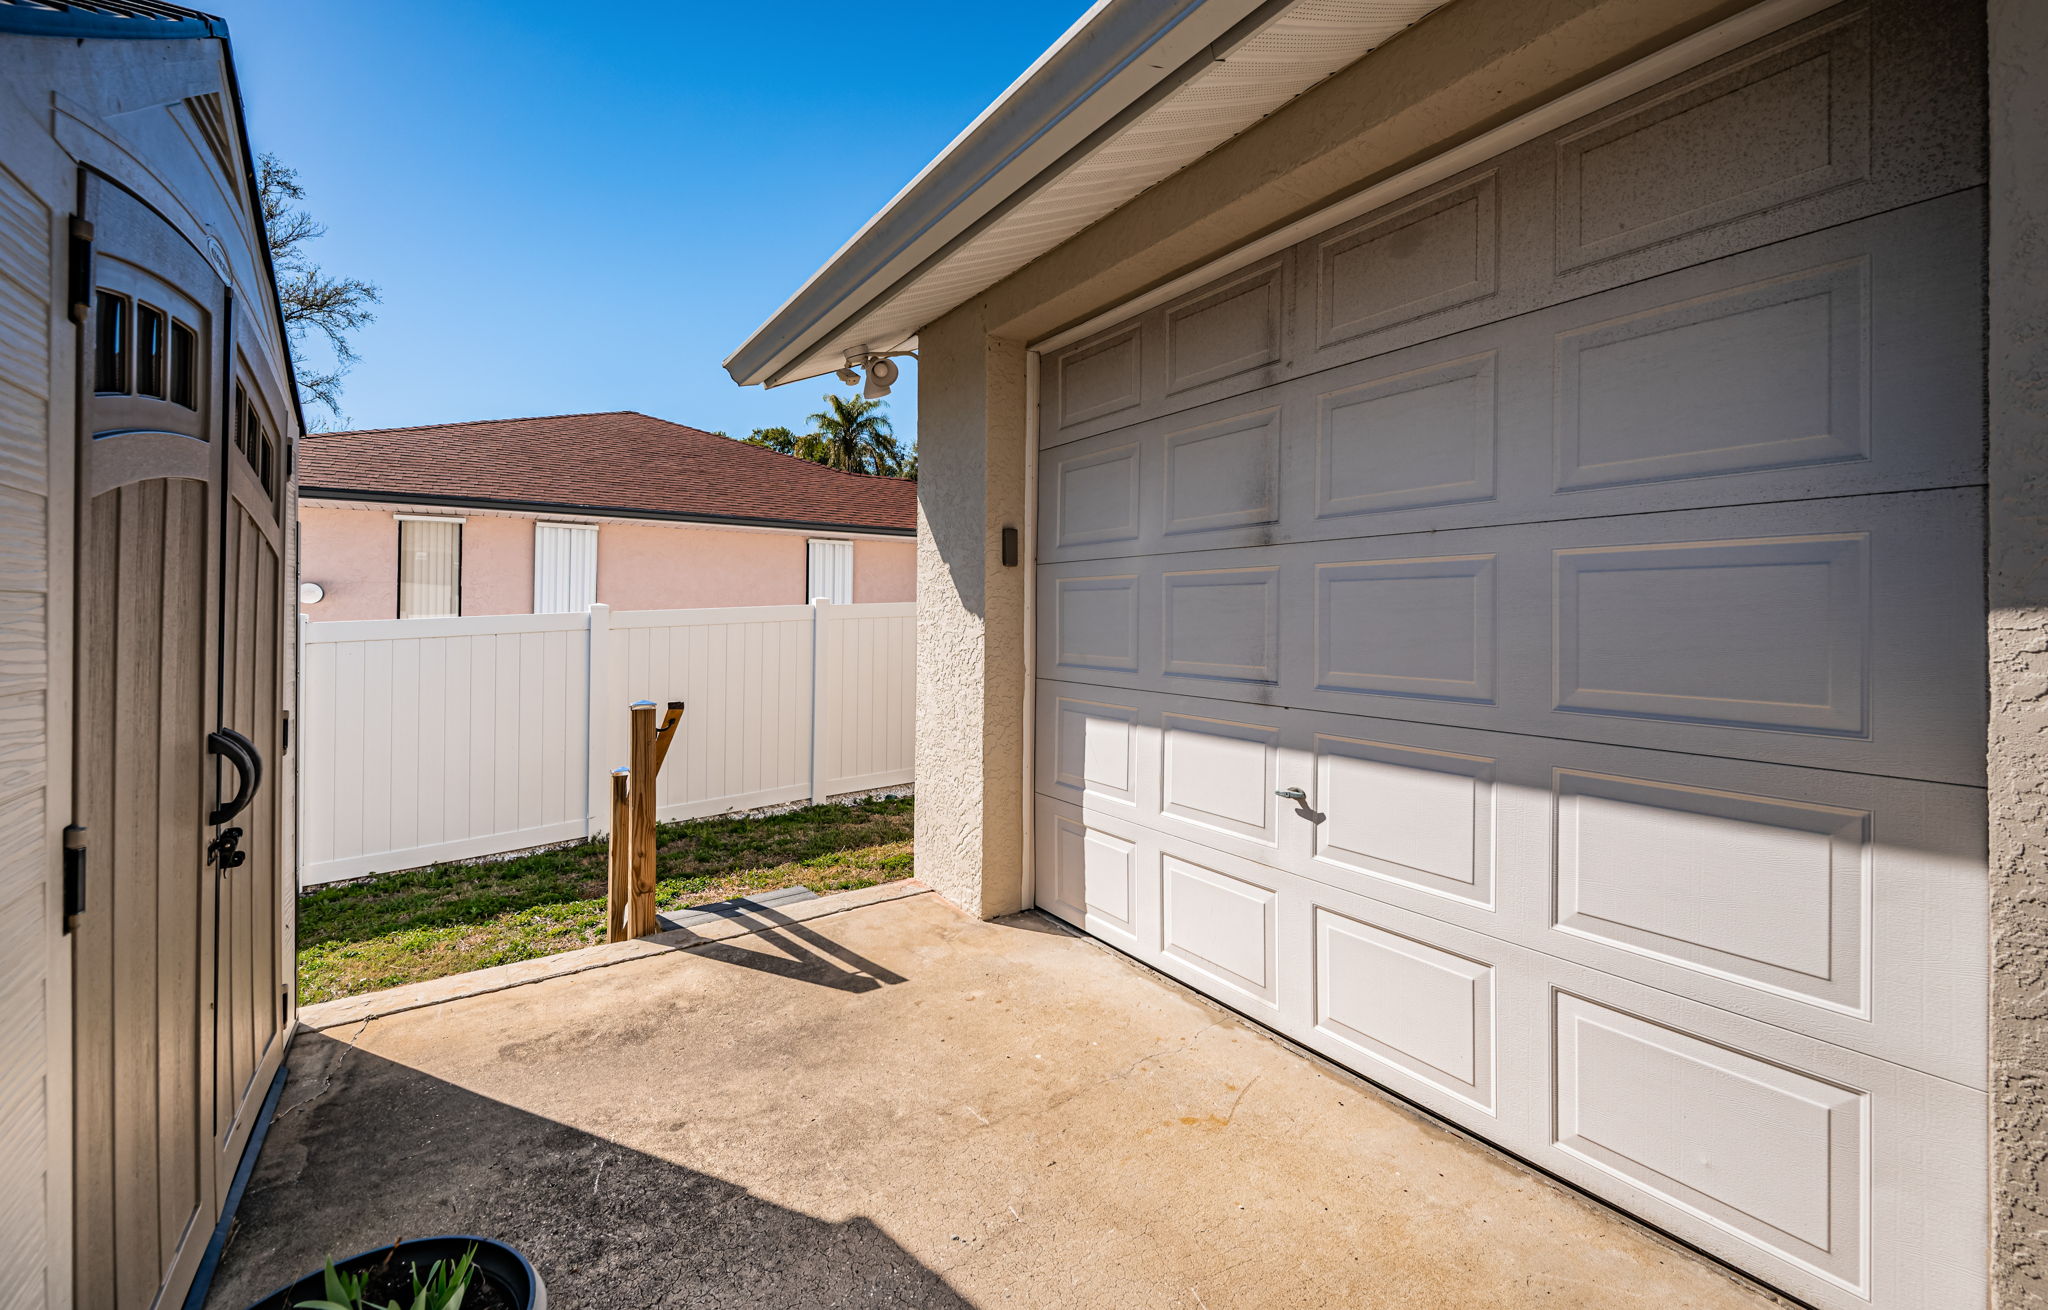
top-left (299, 411), bottom-right (917, 535)
top-left (0, 0), bottom-right (225, 38)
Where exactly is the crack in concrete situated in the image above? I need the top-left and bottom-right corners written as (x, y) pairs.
top-left (1219, 1074), bottom-right (1260, 1127)
top-left (274, 1015), bottom-right (371, 1123)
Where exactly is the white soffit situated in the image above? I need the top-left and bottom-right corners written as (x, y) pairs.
top-left (726, 0), bottom-right (1447, 389)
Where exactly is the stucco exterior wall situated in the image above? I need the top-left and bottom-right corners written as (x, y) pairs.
top-left (298, 505), bottom-right (397, 621)
top-left (299, 504), bottom-right (916, 619)
top-left (914, 311), bottom-right (1029, 919)
top-left (460, 514), bottom-right (534, 616)
top-left (596, 520), bottom-right (808, 609)
top-left (855, 538), bottom-right (917, 602)
top-left (1990, 1), bottom-right (2048, 1304)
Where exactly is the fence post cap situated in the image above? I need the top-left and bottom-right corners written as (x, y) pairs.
top-left (629, 699), bottom-right (657, 709)
top-left (611, 766), bottom-right (630, 776)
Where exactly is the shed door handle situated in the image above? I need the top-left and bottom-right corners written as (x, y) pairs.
top-left (207, 728), bottom-right (262, 826)
top-left (1275, 787), bottom-right (1307, 803)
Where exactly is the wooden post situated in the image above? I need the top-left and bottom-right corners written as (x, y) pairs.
top-left (654, 700), bottom-right (684, 769)
top-left (605, 767), bottom-right (631, 943)
top-left (628, 700), bottom-right (659, 938)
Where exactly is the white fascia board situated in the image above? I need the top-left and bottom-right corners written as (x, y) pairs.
top-left (721, 0), bottom-right (1266, 389)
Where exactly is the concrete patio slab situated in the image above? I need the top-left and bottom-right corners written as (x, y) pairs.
top-left (207, 888), bottom-right (1783, 1309)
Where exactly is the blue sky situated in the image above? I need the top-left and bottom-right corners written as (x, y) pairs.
top-left (202, 0), bottom-right (1084, 441)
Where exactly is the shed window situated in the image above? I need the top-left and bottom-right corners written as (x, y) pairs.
top-left (234, 382), bottom-right (280, 500)
top-left (94, 291), bottom-right (129, 394)
top-left (533, 522), bottom-right (598, 614)
top-left (137, 304), bottom-right (166, 398)
top-left (807, 538), bottom-right (854, 605)
top-left (397, 518), bottom-right (462, 618)
top-left (169, 320), bottom-right (197, 408)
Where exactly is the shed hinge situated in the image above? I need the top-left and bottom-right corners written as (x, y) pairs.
top-left (66, 216), bottom-right (93, 325)
top-left (62, 824), bottom-right (86, 930)
top-left (282, 708), bottom-right (291, 755)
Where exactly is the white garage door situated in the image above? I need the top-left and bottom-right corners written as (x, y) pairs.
top-left (1030, 6), bottom-right (1987, 1308)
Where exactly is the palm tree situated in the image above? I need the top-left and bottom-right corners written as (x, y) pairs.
top-left (806, 394), bottom-right (908, 476)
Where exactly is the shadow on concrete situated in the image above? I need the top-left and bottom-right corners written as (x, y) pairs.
top-left (652, 900), bottom-right (910, 995)
top-left (203, 1034), bottom-right (971, 1310)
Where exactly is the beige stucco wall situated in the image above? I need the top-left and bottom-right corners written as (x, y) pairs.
top-left (1989, 1), bottom-right (2047, 1304)
top-left (914, 315), bottom-right (1029, 919)
top-left (299, 504), bottom-right (916, 619)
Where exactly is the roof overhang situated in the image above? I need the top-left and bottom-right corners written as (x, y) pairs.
top-left (724, 0), bottom-right (1448, 390)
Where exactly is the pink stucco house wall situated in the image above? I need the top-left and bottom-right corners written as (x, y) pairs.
top-left (297, 411), bottom-right (916, 621)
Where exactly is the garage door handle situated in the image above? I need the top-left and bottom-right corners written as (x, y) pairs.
top-left (1275, 787), bottom-right (1307, 803)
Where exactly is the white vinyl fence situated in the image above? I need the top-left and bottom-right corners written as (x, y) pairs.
top-left (300, 601), bottom-right (915, 886)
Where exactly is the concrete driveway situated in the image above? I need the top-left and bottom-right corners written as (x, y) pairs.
top-left (205, 884), bottom-right (1781, 1309)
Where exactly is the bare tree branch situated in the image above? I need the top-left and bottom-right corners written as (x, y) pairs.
top-left (258, 152), bottom-right (380, 419)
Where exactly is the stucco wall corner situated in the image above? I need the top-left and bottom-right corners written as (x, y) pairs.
top-left (912, 301), bottom-right (1028, 921)
top-left (1991, 0), bottom-right (2048, 1304)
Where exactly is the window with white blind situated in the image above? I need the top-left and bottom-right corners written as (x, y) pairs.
top-left (807, 538), bottom-right (853, 604)
top-left (397, 517), bottom-right (461, 618)
top-left (533, 522), bottom-right (599, 613)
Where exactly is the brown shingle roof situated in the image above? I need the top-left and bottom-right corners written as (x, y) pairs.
top-left (299, 410), bottom-right (915, 534)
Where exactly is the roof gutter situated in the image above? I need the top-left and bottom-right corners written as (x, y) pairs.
top-left (722, 0), bottom-right (1267, 389)
top-left (299, 486), bottom-right (916, 538)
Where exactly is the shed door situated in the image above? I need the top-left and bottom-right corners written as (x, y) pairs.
top-left (72, 173), bottom-right (290, 1310)
top-left (1031, 7), bottom-right (1987, 1309)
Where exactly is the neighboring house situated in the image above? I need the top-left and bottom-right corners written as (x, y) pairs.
top-left (296, 410), bottom-right (916, 620)
top-left (728, 3), bottom-right (2045, 1310)
top-left (0, 6), bottom-right (301, 1310)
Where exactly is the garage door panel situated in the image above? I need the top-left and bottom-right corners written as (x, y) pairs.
top-left (1314, 904), bottom-right (1499, 1111)
top-left (1161, 852), bottom-right (1282, 1010)
top-left (1032, 793), bottom-right (1986, 1310)
top-left (1313, 733), bottom-right (1497, 908)
top-left (1041, 0), bottom-right (1982, 451)
top-left (1533, 977), bottom-right (1984, 1310)
top-left (1159, 711), bottom-right (1280, 846)
top-left (1040, 489), bottom-right (1983, 783)
top-left (1039, 189), bottom-right (1984, 567)
top-left (1162, 257), bottom-right (1291, 398)
top-left (1550, 258), bottom-right (1868, 492)
top-left (1553, 768), bottom-right (1865, 1010)
top-left (1551, 532), bottom-right (1868, 734)
top-left (1551, 990), bottom-right (1869, 1290)
top-left (1034, 684), bottom-right (1986, 1083)
top-left (1548, 11), bottom-right (1871, 275)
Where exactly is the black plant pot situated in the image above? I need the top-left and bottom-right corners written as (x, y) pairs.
top-left (242, 1236), bottom-right (545, 1310)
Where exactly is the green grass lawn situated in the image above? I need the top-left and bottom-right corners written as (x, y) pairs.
top-left (296, 794), bottom-right (914, 1005)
